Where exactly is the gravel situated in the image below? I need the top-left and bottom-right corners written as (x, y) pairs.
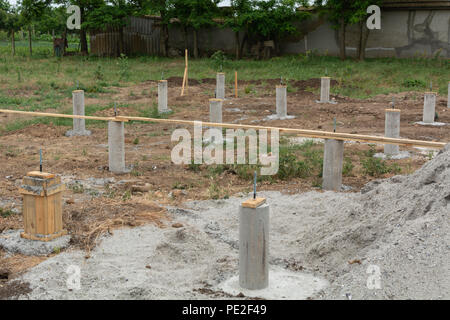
top-left (15, 144), bottom-right (450, 300)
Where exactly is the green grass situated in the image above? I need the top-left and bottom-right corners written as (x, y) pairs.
top-left (0, 40), bottom-right (448, 134)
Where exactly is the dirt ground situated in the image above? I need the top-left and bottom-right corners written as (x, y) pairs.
top-left (0, 77), bottom-right (449, 299)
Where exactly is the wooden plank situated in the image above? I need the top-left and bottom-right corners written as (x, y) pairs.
top-left (242, 197), bottom-right (266, 208)
top-left (47, 194), bottom-right (55, 235)
top-left (0, 109), bottom-right (119, 122)
top-left (35, 196), bottom-right (44, 235)
top-left (27, 171), bottom-right (55, 179)
top-left (0, 109), bottom-right (446, 149)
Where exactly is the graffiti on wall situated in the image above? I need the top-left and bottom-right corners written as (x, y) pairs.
top-left (396, 11), bottom-right (450, 58)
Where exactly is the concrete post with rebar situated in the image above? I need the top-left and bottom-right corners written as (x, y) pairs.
top-left (384, 109), bottom-right (401, 156)
top-left (423, 92), bottom-right (436, 124)
top-left (216, 73), bottom-right (225, 99)
top-left (276, 85), bottom-right (287, 119)
top-left (322, 139), bottom-right (344, 191)
top-left (158, 80), bottom-right (170, 114)
top-left (239, 201), bottom-right (269, 290)
top-left (108, 120), bottom-right (128, 173)
top-left (65, 90), bottom-right (91, 137)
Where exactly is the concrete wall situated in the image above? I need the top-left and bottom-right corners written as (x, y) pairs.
top-left (93, 9), bottom-right (450, 59)
top-left (281, 10), bottom-right (450, 58)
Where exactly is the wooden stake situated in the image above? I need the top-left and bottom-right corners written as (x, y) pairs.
top-left (181, 67), bottom-right (187, 96)
top-left (181, 49), bottom-right (189, 96)
top-left (235, 71), bottom-right (238, 98)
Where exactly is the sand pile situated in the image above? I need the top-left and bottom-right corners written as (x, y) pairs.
top-left (305, 144), bottom-right (450, 299)
top-left (8, 145), bottom-right (449, 300)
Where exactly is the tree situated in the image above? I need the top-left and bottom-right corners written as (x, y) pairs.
top-left (19, 0), bottom-right (51, 56)
top-left (223, 0), bottom-right (252, 59)
top-left (2, 7), bottom-right (22, 56)
top-left (55, 0), bottom-right (105, 55)
top-left (245, 0), bottom-right (309, 59)
top-left (349, 0), bottom-right (383, 61)
top-left (313, 0), bottom-right (353, 60)
top-left (314, 0), bottom-right (384, 61)
top-left (145, 0), bottom-right (171, 57)
top-left (168, 0), bottom-right (219, 58)
top-left (83, 0), bottom-right (136, 56)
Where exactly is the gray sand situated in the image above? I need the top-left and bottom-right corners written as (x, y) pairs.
top-left (12, 145), bottom-right (450, 300)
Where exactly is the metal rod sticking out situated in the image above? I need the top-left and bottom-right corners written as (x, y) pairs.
top-left (430, 80), bottom-right (433, 92)
top-left (253, 171), bottom-right (257, 199)
top-left (333, 117), bottom-right (336, 133)
top-left (76, 80), bottom-right (79, 90)
top-left (39, 149), bottom-right (43, 172)
top-left (114, 102), bottom-right (117, 117)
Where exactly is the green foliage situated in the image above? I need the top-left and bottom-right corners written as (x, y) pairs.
top-left (210, 50), bottom-right (227, 70)
top-left (118, 53), bottom-right (130, 80)
top-left (0, 207), bottom-right (14, 218)
top-left (361, 146), bottom-right (401, 177)
top-left (343, 157), bottom-right (354, 176)
top-left (403, 79), bottom-right (426, 88)
top-left (94, 64), bottom-right (104, 80)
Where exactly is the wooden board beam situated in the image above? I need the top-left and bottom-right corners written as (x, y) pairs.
top-left (0, 109), bottom-right (446, 149)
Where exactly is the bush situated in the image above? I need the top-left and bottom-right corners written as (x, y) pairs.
top-left (210, 50), bottom-right (227, 71)
top-left (403, 79), bottom-right (426, 88)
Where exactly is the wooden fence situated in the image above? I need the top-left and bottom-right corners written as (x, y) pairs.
top-left (90, 16), bottom-right (161, 56)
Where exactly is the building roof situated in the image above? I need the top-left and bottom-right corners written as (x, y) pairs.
top-left (381, 0), bottom-right (450, 9)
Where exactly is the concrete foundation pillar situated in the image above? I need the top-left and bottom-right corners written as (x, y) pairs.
top-left (276, 85), bottom-right (287, 119)
top-left (239, 203), bottom-right (269, 290)
top-left (423, 92), bottom-right (436, 123)
top-left (158, 80), bottom-right (170, 113)
top-left (209, 98), bottom-right (223, 142)
top-left (216, 73), bottom-right (225, 99)
top-left (322, 139), bottom-right (344, 191)
top-left (108, 121), bottom-right (126, 173)
top-left (66, 90), bottom-right (91, 136)
top-left (384, 109), bottom-right (400, 156)
top-left (320, 77), bottom-right (331, 103)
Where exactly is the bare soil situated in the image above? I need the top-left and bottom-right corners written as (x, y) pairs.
top-left (0, 77), bottom-right (449, 298)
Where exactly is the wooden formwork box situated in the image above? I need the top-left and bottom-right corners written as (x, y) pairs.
top-left (19, 171), bottom-right (67, 241)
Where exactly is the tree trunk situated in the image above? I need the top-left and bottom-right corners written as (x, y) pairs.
top-left (28, 27), bottom-right (32, 56)
top-left (160, 24), bottom-right (169, 57)
top-left (240, 32), bottom-right (247, 57)
top-left (356, 21), bottom-right (363, 60)
top-left (359, 25), bottom-right (370, 61)
top-left (339, 18), bottom-right (346, 61)
top-left (193, 29), bottom-right (199, 59)
top-left (256, 40), bottom-right (262, 60)
top-left (11, 29), bottom-right (15, 56)
top-left (235, 31), bottom-right (240, 60)
top-left (183, 26), bottom-right (188, 51)
top-left (80, 29), bottom-right (88, 54)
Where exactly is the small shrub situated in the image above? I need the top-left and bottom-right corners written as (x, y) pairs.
top-left (94, 65), bottom-right (104, 80)
top-left (343, 157), bottom-right (354, 176)
top-left (210, 50), bottom-right (227, 70)
top-left (0, 208), bottom-right (14, 218)
top-left (403, 79), bottom-right (426, 88)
